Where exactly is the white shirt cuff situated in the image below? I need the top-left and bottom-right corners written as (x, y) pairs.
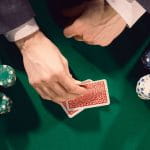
top-left (106, 0), bottom-right (146, 28)
top-left (5, 18), bottom-right (39, 42)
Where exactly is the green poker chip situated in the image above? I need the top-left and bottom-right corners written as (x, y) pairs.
top-left (0, 65), bottom-right (16, 88)
top-left (0, 92), bottom-right (12, 115)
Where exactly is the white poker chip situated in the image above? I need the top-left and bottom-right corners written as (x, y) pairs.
top-left (136, 74), bottom-right (150, 100)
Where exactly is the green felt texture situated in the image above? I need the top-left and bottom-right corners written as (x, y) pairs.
top-left (0, 1), bottom-right (150, 150)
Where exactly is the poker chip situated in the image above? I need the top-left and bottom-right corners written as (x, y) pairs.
top-left (0, 65), bottom-right (16, 88)
top-left (0, 92), bottom-right (12, 114)
top-left (136, 74), bottom-right (150, 100)
top-left (142, 50), bottom-right (150, 70)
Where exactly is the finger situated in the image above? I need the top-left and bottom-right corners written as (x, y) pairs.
top-left (41, 85), bottom-right (71, 104)
top-left (72, 79), bottom-right (82, 84)
top-left (84, 41), bottom-right (97, 45)
top-left (57, 53), bottom-right (82, 89)
top-left (63, 24), bottom-right (77, 38)
top-left (95, 25), bottom-right (124, 46)
top-left (57, 56), bottom-right (82, 85)
top-left (107, 17), bottom-right (126, 40)
top-left (59, 54), bottom-right (73, 78)
top-left (60, 62), bottom-right (82, 85)
top-left (48, 82), bottom-right (67, 98)
top-left (39, 86), bottom-right (63, 104)
top-left (93, 26), bottom-right (110, 46)
top-left (63, 65), bottom-right (73, 79)
top-left (74, 35), bottom-right (84, 41)
top-left (63, 21), bottom-right (83, 38)
top-left (94, 16), bottom-right (126, 46)
top-left (59, 74), bottom-right (87, 95)
top-left (41, 81), bottom-right (69, 103)
top-left (41, 81), bottom-right (58, 97)
top-left (95, 33), bottom-right (111, 46)
top-left (83, 26), bottom-right (104, 45)
top-left (34, 87), bottom-right (52, 100)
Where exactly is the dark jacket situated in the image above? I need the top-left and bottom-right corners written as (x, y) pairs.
top-left (137, 0), bottom-right (150, 14)
top-left (0, 0), bottom-right (34, 34)
top-left (0, 0), bottom-right (149, 35)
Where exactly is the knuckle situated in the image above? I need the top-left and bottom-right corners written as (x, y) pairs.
top-left (28, 80), bottom-right (33, 85)
top-left (100, 42), bottom-right (110, 47)
top-left (47, 74), bottom-right (55, 81)
top-left (43, 74), bottom-right (57, 82)
top-left (41, 94), bottom-right (52, 100)
top-left (51, 71), bottom-right (61, 78)
top-left (41, 95), bottom-right (48, 100)
top-left (49, 74), bottom-right (57, 81)
top-left (99, 40), bottom-right (113, 47)
top-left (29, 80), bottom-right (39, 87)
top-left (55, 71), bottom-right (62, 76)
top-left (83, 34), bottom-right (92, 42)
top-left (40, 94), bottom-right (45, 99)
top-left (55, 97), bottom-right (62, 103)
top-left (42, 76), bottom-right (51, 82)
top-left (55, 70), bottom-right (65, 78)
top-left (58, 92), bottom-right (66, 97)
top-left (57, 99), bottom-right (64, 103)
top-left (67, 87), bottom-right (74, 92)
top-left (64, 59), bottom-right (68, 66)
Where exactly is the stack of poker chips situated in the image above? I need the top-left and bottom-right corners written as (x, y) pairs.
top-left (0, 65), bottom-right (16, 114)
top-left (0, 92), bottom-right (12, 114)
top-left (136, 49), bottom-right (150, 100)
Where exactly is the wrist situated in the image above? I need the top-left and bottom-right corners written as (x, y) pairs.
top-left (15, 30), bottom-right (43, 52)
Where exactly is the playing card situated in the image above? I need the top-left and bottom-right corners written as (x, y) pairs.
top-left (59, 79), bottom-right (92, 118)
top-left (66, 79), bottom-right (110, 110)
top-left (60, 101), bottom-right (83, 118)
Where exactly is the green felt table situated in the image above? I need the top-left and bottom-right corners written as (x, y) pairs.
top-left (0, 1), bottom-right (150, 150)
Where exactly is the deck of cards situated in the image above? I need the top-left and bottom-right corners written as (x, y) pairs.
top-left (60, 79), bottom-right (110, 118)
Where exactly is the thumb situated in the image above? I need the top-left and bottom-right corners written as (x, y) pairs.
top-left (63, 24), bottom-right (77, 38)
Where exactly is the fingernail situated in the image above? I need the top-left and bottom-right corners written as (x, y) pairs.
top-left (65, 35), bottom-right (73, 38)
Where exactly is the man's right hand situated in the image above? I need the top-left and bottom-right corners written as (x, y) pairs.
top-left (16, 31), bottom-right (86, 104)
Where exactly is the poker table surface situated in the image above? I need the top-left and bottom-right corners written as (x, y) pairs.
top-left (1, 1), bottom-right (150, 150)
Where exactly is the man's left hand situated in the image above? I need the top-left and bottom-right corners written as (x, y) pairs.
top-left (63, 0), bottom-right (127, 46)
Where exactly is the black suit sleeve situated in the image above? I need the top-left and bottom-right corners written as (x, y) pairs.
top-left (0, 0), bottom-right (35, 34)
top-left (137, 0), bottom-right (150, 13)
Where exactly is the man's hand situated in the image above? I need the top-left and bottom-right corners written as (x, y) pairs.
top-left (63, 0), bottom-right (127, 46)
top-left (16, 31), bottom-right (86, 104)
